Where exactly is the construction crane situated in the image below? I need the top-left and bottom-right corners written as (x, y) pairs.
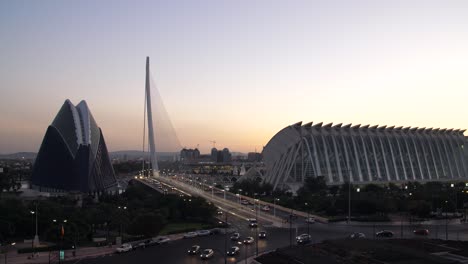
top-left (209, 140), bottom-right (216, 148)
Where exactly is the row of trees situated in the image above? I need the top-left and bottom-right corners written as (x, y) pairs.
top-left (0, 180), bottom-right (216, 245)
top-left (231, 176), bottom-right (467, 219)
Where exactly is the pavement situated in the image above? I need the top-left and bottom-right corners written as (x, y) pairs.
top-left (2, 233), bottom-right (186, 264)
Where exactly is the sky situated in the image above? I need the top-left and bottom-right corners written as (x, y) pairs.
top-left (1, 0), bottom-right (468, 154)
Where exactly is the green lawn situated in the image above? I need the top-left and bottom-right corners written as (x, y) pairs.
top-left (159, 222), bottom-right (215, 235)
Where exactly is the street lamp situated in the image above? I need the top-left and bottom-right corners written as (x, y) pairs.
top-left (305, 202), bottom-right (310, 235)
top-left (254, 198), bottom-right (259, 256)
top-left (273, 198), bottom-right (279, 217)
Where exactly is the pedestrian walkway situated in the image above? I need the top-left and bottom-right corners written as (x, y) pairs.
top-left (3, 233), bottom-right (186, 264)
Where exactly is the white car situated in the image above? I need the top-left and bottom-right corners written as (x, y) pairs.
top-left (200, 249), bottom-right (214, 259)
top-left (243, 236), bottom-right (254, 244)
top-left (154, 236), bottom-right (171, 244)
top-left (183, 232), bottom-right (198, 238)
top-left (115, 243), bottom-right (132, 253)
top-left (196, 230), bottom-right (211, 236)
top-left (305, 217), bottom-right (316, 223)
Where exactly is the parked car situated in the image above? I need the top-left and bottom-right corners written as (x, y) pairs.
top-left (230, 232), bottom-right (241, 241)
top-left (196, 230), bottom-right (211, 236)
top-left (296, 234), bottom-right (311, 244)
top-left (413, 229), bottom-right (429, 236)
top-left (183, 232), bottom-right (198, 238)
top-left (187, 245), bottom-right (201, 255)
top-left (133, 241), bottom-right (146, 249)
top-left (349, 232), bottom-right (366, 239)
top-left (200, 249), bottom-right (214, 259)
top-left (115, 243), bottom-right (132, 253)
top-left (243, 237), bottom-right (255, 244)
top-left (261, 205), bottom-right (270, 211)
top-left (154, 236), bottom-right (171, 244)
top-left (143, 239), bottom-right (158, 247)
top-left (226, 246), bottom-right (240, 256)
top-left (259, 231), bottom-right (267, 239)
top-left (305, 217), bottom-right (316, 223)
top-left (376, 230), bottom-right (394, 238)
top-left (241, 200), bottom-right (249, 205)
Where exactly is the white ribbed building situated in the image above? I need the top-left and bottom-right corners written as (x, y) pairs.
top-left (263, 122), bottom-right (468, 191)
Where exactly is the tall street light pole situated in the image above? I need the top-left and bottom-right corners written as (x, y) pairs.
top-left (255, 198), bottom-right (259, 256)
top-left (305, 202), bottom-right (310, 235)
top-left (347, 170), bottom-right (351, 225)
top-left (273, 198), bottom-right (279, 217)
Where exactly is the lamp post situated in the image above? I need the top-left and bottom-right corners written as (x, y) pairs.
top-left (347, 172), bottom-right (351, 224)
top-left (273, 198), bottom-right (279, 217)
top-left (305, 202), bottom-right (310, 235)
top-left (254, 198), bottom-right (259, 256)
top-left (4, 242), bottom-right (16, 264)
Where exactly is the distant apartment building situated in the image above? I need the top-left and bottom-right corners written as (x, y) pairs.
top-left (247, 152), bottom-right (263, 162)
top-left (180, 148), bottom-right (200, 161)
top-left (263, 121), bottom-right (468, 192)
top-left (210, 148), bottom-right (232, 163)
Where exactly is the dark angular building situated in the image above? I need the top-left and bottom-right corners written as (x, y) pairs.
top-left (32, 100), bottom-right (117, 193)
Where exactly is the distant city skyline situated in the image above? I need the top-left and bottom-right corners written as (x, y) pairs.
top-left (1, 0), bottom-right (468, 154)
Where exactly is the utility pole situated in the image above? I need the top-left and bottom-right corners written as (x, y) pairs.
top-left (347, 170), bottom-right (351, 224)
top-left (224, 212), bottom-right (227, 264)
top-left (255, 199), bottom-right (258, 256)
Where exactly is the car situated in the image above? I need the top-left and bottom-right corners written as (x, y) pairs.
top-left (349, 232), bottom-right (366, 239)
top-left (261, 205), bottom-right (270, 211)
top-left (115, 243), bottom-right (132, 253)
top-left (376, 230), bottom-right (394, 238)
top-left (305, 217), bottom-right (316, 223)
top-left (154, 236), bottom-right (171, 244)
top-left (248, 219), bottom-right (258, 227)
top-left (187, 245), bottom-right (201, 255)
top-left (296, 234), bottom-right (311, 244)
top-left (230, 232), bottom-right (241, 241)
top-left (226, 246), bottom-right (240, 256)
top-left (259, 231), bottom-right (267, 239)
top-left (289, 213), bottom-right (298, 220)
top-left (183, 232), bottom-right (198, 238)
top-left (200, 249), bottom-right (214, 259)
top-left (196, 230), bottom-right (211, 236)
top-left (413, 229), bottom-right (429, 236)
top-left (133, 241), bottom-right (146, 249)
top-left (241, 200), bottom-right (249, 205)
top-left (243, 236), bottom-right (255, 244)
top-left (217, 210), bottom-right (223, 215)
top-left (143, 239), bottom-right (158, 247)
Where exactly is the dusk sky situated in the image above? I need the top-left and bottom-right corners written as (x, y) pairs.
top-left (1, 0), bottom-right (468, 154)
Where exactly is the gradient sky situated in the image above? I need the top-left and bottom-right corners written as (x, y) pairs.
top-left (1, 0), bottom-right (468, 154)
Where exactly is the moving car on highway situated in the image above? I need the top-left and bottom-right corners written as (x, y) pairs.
top-left (200, 249), bottom-right (214, 259)
top-left (259, 231), bottom-right (267, 239)
top-left (226, 246), bottom-right (240, 256)
top-left (230, 232), bottom-right (241, 241)
top-left (376, 230), bottom-right (394, 238)
top-left (243, 236), bottom-right (255, 244)
top-left (296, 234), bottom-right (311, 244)
top-left (187, 245), bottom-right (201, 255)
top-left (413, 229), bottom-right (429, 236)
top-left (349, 232), bottom-right (366, 239)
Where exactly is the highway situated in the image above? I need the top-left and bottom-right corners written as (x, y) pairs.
top-left (68, 176), bottom-right (468, 264)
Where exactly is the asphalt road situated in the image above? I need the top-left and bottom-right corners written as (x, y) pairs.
top-left (69, 177), bottom-right (468, 264)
